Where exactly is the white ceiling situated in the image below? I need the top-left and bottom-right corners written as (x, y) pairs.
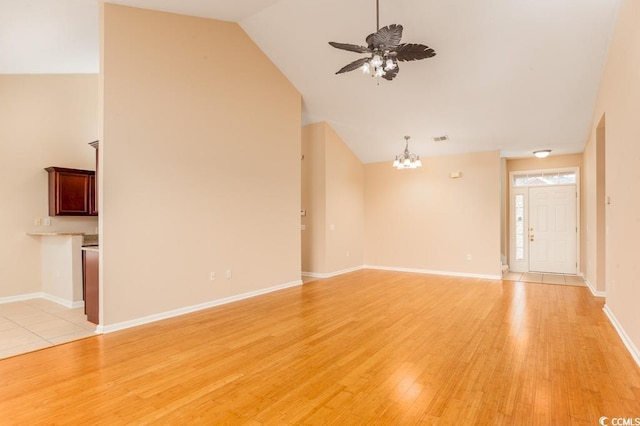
top-left (0, 0), bottom-right (620, 162)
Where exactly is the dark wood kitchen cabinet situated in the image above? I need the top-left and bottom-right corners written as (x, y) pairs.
top-left (89, 174), bottom-right (97, 215)
top-left (45, 167), bottom-right (97, 216)
top-left (82, 249), bottom-right (99, 324)
top-left (89, 140), bottom-right (99, 214)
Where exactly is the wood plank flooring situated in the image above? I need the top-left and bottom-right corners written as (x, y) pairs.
top-left (1, 270), bottom-right (639, 424)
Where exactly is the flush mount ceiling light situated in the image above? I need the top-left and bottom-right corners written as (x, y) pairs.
top-left (534, 150), bottom-right (551, 158)
top-left (328, 0), bottom-right (436, 80)
top-left (393, 136), bottom-right (422, 169)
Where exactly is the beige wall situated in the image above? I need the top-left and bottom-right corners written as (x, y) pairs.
top-left (583, 0), bottom-right (640, 353)
top-left (0, 75), bottom-right (99, 298)
top-left (507, 154), bottom-right (583, 174)
top-left (583, 138), bottom-right (598, 289)
top-left (583, 120), bottom-right (607, 293)
top-left (500, 158), bottom-right (507, 265)
top-left (364, 151), bottom-right (502, 277)
top-left (505, 154), bottom-right (584, 271)
top-left (301, 122), bottom-right (364, 275)
top-left (324, 124), bottom-right (364, 273)
top-left (101, 5), bottom-right (301, 325)
top-left (301, 124), bottom-right (326, 273)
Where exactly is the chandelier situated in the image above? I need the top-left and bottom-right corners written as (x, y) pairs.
top-left (393, 136), bottom-right (422, 169)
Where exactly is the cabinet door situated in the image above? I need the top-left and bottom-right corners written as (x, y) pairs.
top-left (83, 250), bottom-right (99, 324)
top-left (46, 167), bottom-right (95, 216)
top-left (56, 171), bottom-right (90, 215)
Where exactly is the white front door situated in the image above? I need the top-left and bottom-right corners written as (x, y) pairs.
top-left (528, 185), bottom-right (577, 274)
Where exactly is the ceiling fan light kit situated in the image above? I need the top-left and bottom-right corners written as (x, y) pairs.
top-left (329, 0), bottom-right (436, 81)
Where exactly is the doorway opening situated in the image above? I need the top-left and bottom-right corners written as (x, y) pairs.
top-left (509, 168), bottom-right (580, 274)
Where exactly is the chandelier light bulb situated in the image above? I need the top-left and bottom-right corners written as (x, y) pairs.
top-left (371, 54), bottom-right (383, 68)
top-left (375, 68), bottom-right (385, 77)
top-left (361, 62), bottom-right (371, 74)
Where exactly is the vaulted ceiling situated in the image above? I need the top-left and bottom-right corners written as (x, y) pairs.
top-left (0, 0), bottom-right (620, 162)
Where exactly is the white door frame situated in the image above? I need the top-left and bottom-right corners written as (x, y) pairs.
top-left (508, 167), bottom-right (581, 274)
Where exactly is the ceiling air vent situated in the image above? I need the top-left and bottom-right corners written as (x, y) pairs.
top-left (433, 135), bottom-right (449, 142)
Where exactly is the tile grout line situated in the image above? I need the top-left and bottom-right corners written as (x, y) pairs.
top-left (0, 302), bottom-right (54, 352)
top-left (503, 272), bottom-right (586, 287)
top-left (0, 300), bottom-right (95, 353)
top-left (26, 303), bottom-right (97, 343)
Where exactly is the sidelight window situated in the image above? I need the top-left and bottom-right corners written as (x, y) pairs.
top-left (514, 194), bottom-right (525, 261)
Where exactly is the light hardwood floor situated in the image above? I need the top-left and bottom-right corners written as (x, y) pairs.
top-left (1, 270), bottom-right (639, 424)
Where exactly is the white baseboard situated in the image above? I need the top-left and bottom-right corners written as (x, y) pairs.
top-left (364, 265), bottom-right (502, 280)
top-left (0, 292), bottom-right (42, 304)
top-left (582, 276), bottom-right (606, 298)
top-left (0, 292), bottom-right (83, 309)
top-left (41, 293), bottom-right (85, 309)
top-left (97, 279), bottom-right (303, 334)
top-left (301, 266), bottom-right (364, 279)
top-left (603, 304), bottom-right (640, 368)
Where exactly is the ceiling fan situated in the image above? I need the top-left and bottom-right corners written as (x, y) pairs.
top-left (328, 0), bottom-right (436, 80)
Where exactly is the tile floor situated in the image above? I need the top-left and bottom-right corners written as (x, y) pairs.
top-left (502, 271), bottom-right (586, 287)
top-left (0, 298), bottom-right (97, 360)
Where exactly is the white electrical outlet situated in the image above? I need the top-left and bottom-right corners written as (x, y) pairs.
top-left (226, 269), bottom-right (232, 279)
top-left (43, 217), bottom-right (51, 226)
top-left (210, 272), bottom-right (215, 281)
top-left (346, 250), bottom-right (350, 257)
top-left (466, 254), bottom-right (472, 260)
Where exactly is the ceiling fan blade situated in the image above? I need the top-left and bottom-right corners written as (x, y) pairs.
top-left (381, 64), bottom-right (399, 81)
top-left (395, 43), bottom-right (436, 62)
top-left (366, 32), bottom-right (375, 49)
top-left (328, 42), bottom-right (371, 54)
top-left (372, 24), bottom-right (403, 49)
top-left (335, 57), bottom-right (370, 74)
